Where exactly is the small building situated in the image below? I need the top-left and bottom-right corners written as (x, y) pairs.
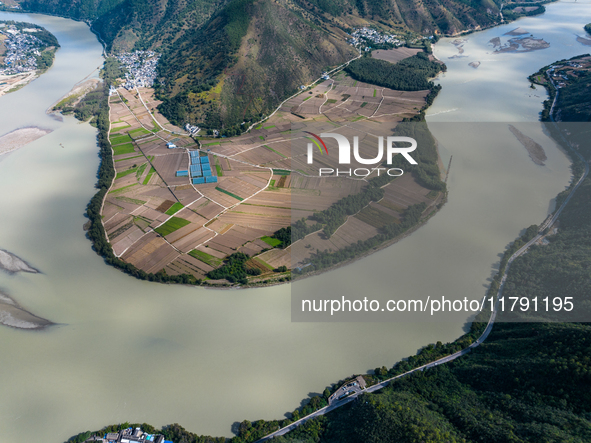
top-left (166, 142), bottom-right (177, 149)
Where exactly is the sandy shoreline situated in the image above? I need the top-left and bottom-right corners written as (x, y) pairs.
top-left (47, 78), bottom-right (101, 113)
top-left (0, 290), bottom-right (54, 330)
top-left (0, 126), bottom-right (53, 156)
top-left (0, 71), bottom-right (38, 98)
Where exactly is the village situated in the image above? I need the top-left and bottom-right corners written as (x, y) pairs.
top-left (0, 22), bottom-right (44, 74)
top-left (116, 51), bottom-right (160, 89)
top-left (348, 26), bottom-right (403, 48)
top-left (347, 27), bottom-right (434, 52)
top-left (84, 426), bottom-right (172, 443)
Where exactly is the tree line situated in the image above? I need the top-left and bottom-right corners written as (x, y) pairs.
top-left (344, 53), bottom-right (445, 92)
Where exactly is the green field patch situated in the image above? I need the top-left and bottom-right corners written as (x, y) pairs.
top-left (116, 196), bottom-right (147, 205)
top-left (143, 167), bottom-right (156, 185)
top-left (261, 236), bottom-right (282, 247)
top-left (188, 249), bottom-right (223, 267)
top-left (326, 99), bottom-right (337, 104)
top-left (129, 127), bottom-right (152, 137)
top-left (110, 134), bottom-right (133, 145)
top-left (154, 217), bottom-right (191, 237)
top-left (253, 257), bottom-right (274, 271)
top-left (373, 89), bottom-right (377, 97)
top-left (110, 124), bottom-right (131, 133)
top-left (263, 145), bottom-right (287, 158)
top-left (215, 187), bottom-right (244, 201)
top-left (114, 154), bottom-right (143, 163)
top-left (269, 179), bottom-right (276, 188)
top-left (112, 143), bottom-right (136, 156)
top-left (353, 80), bottom-right (358, 86)
top-left (303, 96), bottom-right (311, 102)
top-left (259, 135), bottom-right (265, 141)
top-left (135, 163), bottom-right (148, 179)
top-left (203, 141), bottom-right (221, 146)
top-left (215, 164), bottom-right (223, 176)
top-left (165, 202), bottom-right (184, 216)
top-left (115, 166), bottom-right (138, 180)
top-left (360, 102), bottom-right (368, 108)
top-left (352, 115), bottom-right (366, 122)
top-left (263, 125), bottom-right (276, 129)
top-left (272, 169), bottom-right (291, 176)
top-left (255, 124), bottom-right (263, 130)
top-left (108, 183), bottom-right (138, 195)
top-left (341, 94), bottom-right (351, 101)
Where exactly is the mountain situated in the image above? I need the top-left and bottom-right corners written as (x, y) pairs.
top-left (16, 0), bottom-right (507, 129)
top-left (20, 0), bottom-right (123, 20)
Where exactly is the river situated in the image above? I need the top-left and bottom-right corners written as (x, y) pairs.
top-left (0, 2), bottom-right (589, 441)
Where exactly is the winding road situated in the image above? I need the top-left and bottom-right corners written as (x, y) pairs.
top-left (253, 63), bottom-right (590, 443)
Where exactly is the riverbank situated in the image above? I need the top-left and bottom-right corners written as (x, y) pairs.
top-left (47, 78), bottom-right (101, 114)
top-left (0, 71), bottom-right (37, 96)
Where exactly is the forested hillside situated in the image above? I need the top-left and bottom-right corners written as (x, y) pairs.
top-left (14, 0), bottom-right (509, 130)
top-left (273, 322), bottom-right (591, 443)
top-left (345, 53), bottom-right (444, 91)
top-left (20, 0), bottom-right (123, 20)
top-left (155, 0), bottom-right (358, 131)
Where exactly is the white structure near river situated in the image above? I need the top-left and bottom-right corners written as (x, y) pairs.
top-left (0, 1), bottom-right (588, 441)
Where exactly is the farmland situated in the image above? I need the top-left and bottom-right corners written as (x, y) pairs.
top-left (100, 55), bottom-right (446, 287)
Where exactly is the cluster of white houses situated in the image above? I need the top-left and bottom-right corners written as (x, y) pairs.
top-left (85, 427), bottom-right (172, 443)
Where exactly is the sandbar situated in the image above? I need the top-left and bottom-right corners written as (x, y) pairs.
top-left (505, 27), bottom-right (529, 36)
top-left (508, 125), bottom-right (547, 166)
top-left (0, 248), bottom-right (40, 274)
top-left (0, 127), bottom-right (53, 156)
top-left (0, 290), bottom-right (54, 330)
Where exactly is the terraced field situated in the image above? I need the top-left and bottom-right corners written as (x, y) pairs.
top-left (102, 63), bottom-right (445, 286)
